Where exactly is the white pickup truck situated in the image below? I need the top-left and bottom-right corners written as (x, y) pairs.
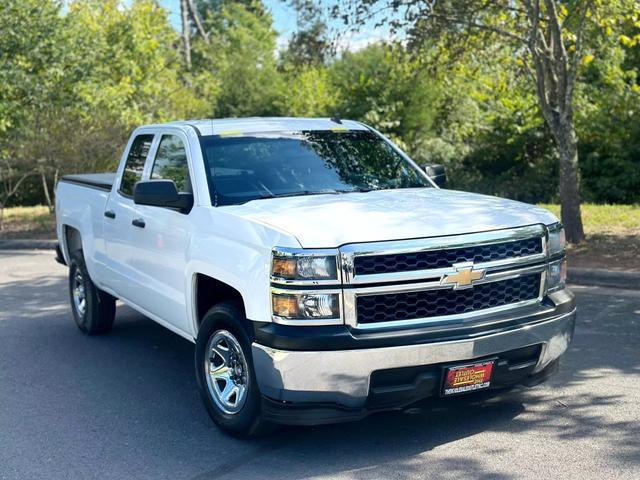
top-left (55, 117), bottom-right (575, 436)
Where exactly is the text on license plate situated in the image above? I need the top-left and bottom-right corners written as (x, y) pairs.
top-left (443, 360), bottom-right (494, 396)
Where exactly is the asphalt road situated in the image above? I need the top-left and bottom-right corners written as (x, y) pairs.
top-left (1, 250), bottom-right (639, 480)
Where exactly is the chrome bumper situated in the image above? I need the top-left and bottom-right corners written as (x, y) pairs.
top-left (252, 308), bottom-right (576, 408)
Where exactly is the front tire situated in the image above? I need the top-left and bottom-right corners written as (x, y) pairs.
top-left (68, 252), bottom-right (116, 335)
top-left (195, 302), bottom-right (270, 437)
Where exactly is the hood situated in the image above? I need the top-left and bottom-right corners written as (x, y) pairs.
top-left (222, 188), bottom-right (558, 248)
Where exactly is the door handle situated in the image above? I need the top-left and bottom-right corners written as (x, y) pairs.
top-left (131, 218), bottom-right (145, 229)
top-left (104, 210), bottom-right (116, 219)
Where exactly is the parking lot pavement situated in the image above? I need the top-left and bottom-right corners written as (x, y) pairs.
top-left (1, 249), bottom-right (639, 480)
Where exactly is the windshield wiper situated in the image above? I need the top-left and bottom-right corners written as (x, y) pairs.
top-left (251, 188), bottom-right (380, 202)
top-left (333, 187), bottom-right (379, 194)
top-left (255, 189), bottom-right (341, 200)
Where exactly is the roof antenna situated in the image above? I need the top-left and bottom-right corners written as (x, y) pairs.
top-left (330, 115), bottom-right (342, 124)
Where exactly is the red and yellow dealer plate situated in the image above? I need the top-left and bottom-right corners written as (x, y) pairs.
top-left (442, 360), bottom-right (495, 396)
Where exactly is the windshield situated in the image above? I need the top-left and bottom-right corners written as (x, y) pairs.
top-left (199, 129), bottom-right (432, 205)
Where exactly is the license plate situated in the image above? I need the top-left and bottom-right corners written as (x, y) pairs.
top-left (442, 360), bottom-right (495, 396)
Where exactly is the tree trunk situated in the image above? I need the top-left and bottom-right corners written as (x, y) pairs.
top-left (52, 168), bottom-right (59, 211)
top-left (41, 168), bottom-right (53, 213)
top-left (0, 167), bottom-right (33, 231)
top-left (180, 0), bottom-right (191, 69)
top-left (186, 0), bottom-right (210, 44)
top-left (556, 121), bottom-right (585, 243)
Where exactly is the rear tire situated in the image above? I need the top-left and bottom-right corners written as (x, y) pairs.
top-left (195, 302), bottom-right (272, 438)
top-left (68, 251), bottom-right (116, 335)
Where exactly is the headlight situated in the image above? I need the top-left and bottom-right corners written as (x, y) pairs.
top-left (547, 224), bottom-right (566, 256)
top-left (271, 292), bottom-right (341, 322)
top-left (271, 249), bottom-right (339, 283)
top-left (547, 258), bottom-right (567, 292)
top-left (270, 248), bottom-right (342, 324)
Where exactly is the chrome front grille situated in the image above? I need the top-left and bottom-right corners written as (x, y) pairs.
top-left (353, 237), bottom-right (543, 276)
top-left (340, 225), bottom-right (549, 329)
top-left (356, 273), bottom-right (542, 324)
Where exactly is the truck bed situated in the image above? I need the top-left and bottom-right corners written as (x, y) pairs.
top-left (59, 173), bottom-right (115, 191)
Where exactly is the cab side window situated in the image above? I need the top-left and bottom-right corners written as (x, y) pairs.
top-left (150, 135), bottom-right (192, 193)
top-left (120, 134), bottom-right (154, 196)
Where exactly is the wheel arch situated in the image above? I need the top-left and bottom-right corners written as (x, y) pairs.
top-left (192, 273), bottom-right (250, 337)
top-left (62, 224), bottom-right (83, 261)
top-left (60, 224), bottom-right (101, 289)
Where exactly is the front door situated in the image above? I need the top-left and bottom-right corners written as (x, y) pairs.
top-left (126, 132), bottom-right (194, 333)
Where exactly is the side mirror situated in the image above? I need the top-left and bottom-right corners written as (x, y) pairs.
top-left (423, 164), bottom-right (447, 187)
top-left (133, 179), bottom-right (193, 213)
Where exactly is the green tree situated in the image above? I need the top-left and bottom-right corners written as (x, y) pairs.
top-left (0, 0), bottom-right (72, 212)
top-left (190, 1), bottom-right (285, 116)
top-left (0, 0), bottom-right (67, 134)
top-left (1, 0), bottom-right (206, 212)
top-left (68, 0), bottom-right (205, 130)
top-left (328, 44), bottom-right (441, 153)
top-left (335, 0), bottom-right (640, 242)
top-left (284, 66), bottom-right (338, 116)
top-left (281, 0), bottom-right (332, 67)
top-left (576, 13), bottom-right (640, 203)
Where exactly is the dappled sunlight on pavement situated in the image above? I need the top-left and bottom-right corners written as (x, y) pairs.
top-left (0, 251), bottom-right (638, 480)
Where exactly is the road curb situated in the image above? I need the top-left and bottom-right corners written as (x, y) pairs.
top-left (568, 267), bottom-right (640, 290)
top-left (0, 239), bottom-right (57, 250)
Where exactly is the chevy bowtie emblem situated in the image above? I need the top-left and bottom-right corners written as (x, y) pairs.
top-left (441, 263), bottom-right (486, 289)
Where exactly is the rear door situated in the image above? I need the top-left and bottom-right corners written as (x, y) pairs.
top-left (102, 132), bottom-right (156, 300)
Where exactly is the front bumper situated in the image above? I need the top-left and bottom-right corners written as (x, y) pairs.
top-left (252, 301), bottom-right (576, 415)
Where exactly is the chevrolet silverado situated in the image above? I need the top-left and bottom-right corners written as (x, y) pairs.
top-left (55, 117), bottom-right (575, 437)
